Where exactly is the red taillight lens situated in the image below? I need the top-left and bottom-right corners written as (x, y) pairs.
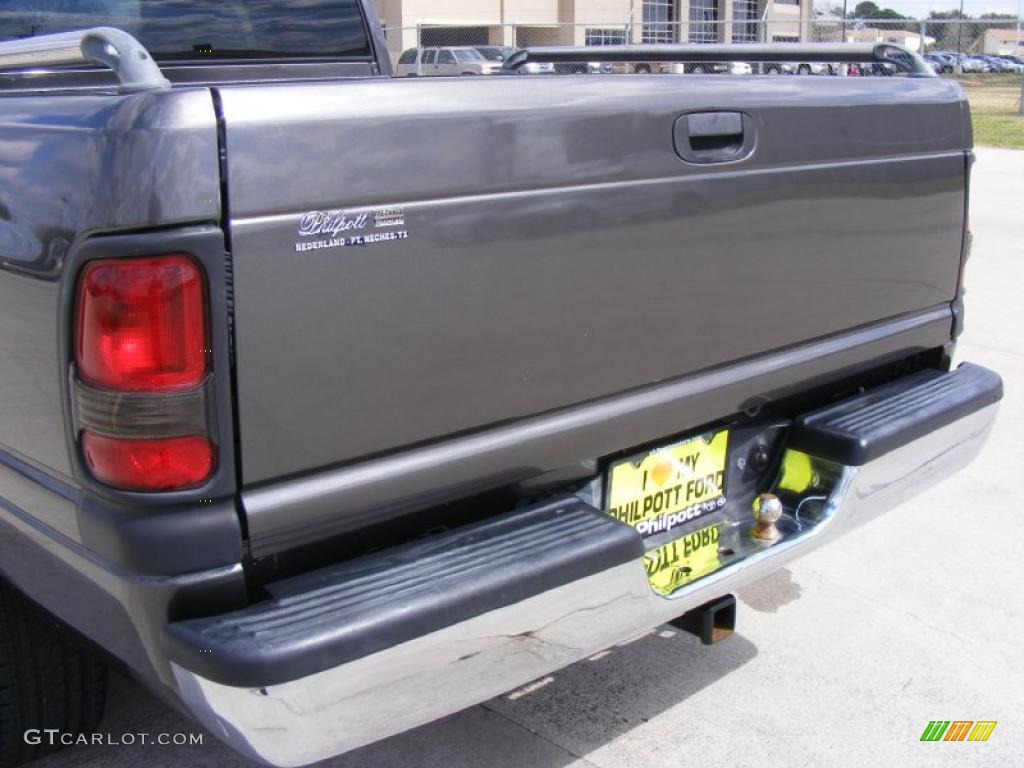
top-left (75, 256), bottom-right (207, 392)
top-left (81, 433), bottom-right (214, 491)
top-left (73, 253), bottom-right (216, 492)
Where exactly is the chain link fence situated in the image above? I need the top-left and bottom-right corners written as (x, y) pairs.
top-left (381, 18), bottom-right (1022, 113)
top-left (381, 18), bottom-right (1022, 58)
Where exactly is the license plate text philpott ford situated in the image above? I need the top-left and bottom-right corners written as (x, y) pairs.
top-left (606, 430), bottom-right (728, 536)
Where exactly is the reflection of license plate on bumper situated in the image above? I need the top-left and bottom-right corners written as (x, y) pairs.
top-left (605, 429), bottom-right (730, 594)
top-left (643, 523), bottom-right (722, 596)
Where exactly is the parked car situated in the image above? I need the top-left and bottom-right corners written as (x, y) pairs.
top-left (924, 53), bottom-right (954, 73)
top-left (479, 45), bottom-right (557, 75)
top-left (995, 55), bottom-right (1022, 72)
top-left (991, 55), bottom-right (1017, 72)
top-left (855, 61), bottom-right (898, 76)
top-left (663, 61), bottom-right (754, 74)
top-left (475, 45), bottom-right (514, 63)
top-left (761, 61), bottom-right (831, 75)
top-left (790, 61), bottom-right (830, 75)
top-left (997, 55), bottom-right (1024, 73)
top-left (935, 53), bottom-right (986, 73)
top-left (555, 61), bottom-right (614, 74)
top-left (475, 45), bottom-right (557, 74)
top-left (517, 59), bottom-right (557, 74)
top-left (976, 54), bottom-right (1009, 72)
top-left (687, 61), bottom-right (751, 74)
top-left (396, 46), bottom-right (502, 76)
top-left (963, 55), bottom-right (991, 72)
top-left (0, 10), bottom-right (1002, 768)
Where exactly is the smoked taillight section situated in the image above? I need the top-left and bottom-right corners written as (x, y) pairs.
top-left (73, 255), bottom-right (215, 491)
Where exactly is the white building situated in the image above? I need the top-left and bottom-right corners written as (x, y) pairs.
top-left (373, 0), bottom-right (814, 61)
top-left (844, 27), bottom-right (935, 53)
top-left (983, 28), bottom-right (1024, 55)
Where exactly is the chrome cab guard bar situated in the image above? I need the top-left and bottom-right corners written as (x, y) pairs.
top-left (503, 43), bottom-right (936, 77)
top-left (0, 27), bottom-right (170, 92)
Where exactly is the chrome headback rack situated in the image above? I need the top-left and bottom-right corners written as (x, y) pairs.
top-left (503, 43), bottom-right (935, 77)
top-left (0, 27), bottom-right (170, 92)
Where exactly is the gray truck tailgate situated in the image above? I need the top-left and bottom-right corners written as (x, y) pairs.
top-left (219, 75), bottom-right (970, 484)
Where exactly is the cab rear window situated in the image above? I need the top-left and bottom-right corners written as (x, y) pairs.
top-left (0, 0), bottom-right (372, 63)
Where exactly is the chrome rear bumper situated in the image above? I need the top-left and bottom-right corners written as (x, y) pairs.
top-left (171, 401), bottom-right (997, 767)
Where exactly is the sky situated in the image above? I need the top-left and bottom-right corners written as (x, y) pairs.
top-left (815, 0), bottom-right (1022, 16)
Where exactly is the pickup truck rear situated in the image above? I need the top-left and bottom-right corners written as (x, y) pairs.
top-left (0, 3), bottom-right (1001, 766)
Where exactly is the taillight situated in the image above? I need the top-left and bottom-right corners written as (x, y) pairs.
top-left (75, 256), bottom-right (207, 392)
top-left (72, 255), bottom-right (215, 492)
top-left (81, 434), bottom-right (214, 492)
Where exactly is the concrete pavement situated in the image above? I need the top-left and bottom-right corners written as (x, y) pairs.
top-left (34, 148), bottom-right (1024, 768)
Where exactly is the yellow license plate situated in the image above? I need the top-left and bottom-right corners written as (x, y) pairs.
top-left (606, 430), bottom-right (729, 537)
top-left (643, 523), bottom-right (722, 595)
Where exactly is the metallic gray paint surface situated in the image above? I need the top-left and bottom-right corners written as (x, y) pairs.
top-left (0, 87), bottom-right (243, 695)
top-left (220, 75), bottom-right (970, 483)
top-left (0, 88), bottom-right (220, 494)
top-left (0, 451), bottom-right (79, 544)
top-left (0, 88), bottom-right (219, 257)
top-left (221, 76), bottom-right (967, 216)
top-left (244, 306), bottom-right (952, 556)
top-left (176, 401), bottom-right (998, 767)
top-left (0, 276), bottom-right (76, 479)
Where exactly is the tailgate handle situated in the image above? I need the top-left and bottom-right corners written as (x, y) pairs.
top-left (687, 111), bottom-right (742, 139)
top-left (675, 111), bottom-right (752, 164)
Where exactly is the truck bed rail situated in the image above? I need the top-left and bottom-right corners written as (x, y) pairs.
top-left (0, 27), bottom-right (169, 92)
top-left (503, 43), bottom-right (935, 77)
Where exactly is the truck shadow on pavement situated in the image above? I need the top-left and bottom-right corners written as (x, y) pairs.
top-left (35, 626), bottom-right (757, 768)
